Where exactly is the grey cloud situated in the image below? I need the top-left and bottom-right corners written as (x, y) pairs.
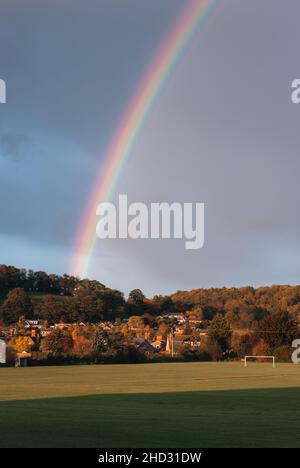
top-left (0, 134), bottom-right (31, 160)
top-left (1, 0), bottom-right (300, 295)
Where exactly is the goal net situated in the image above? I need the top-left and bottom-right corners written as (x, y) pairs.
top-left (244, 355), bottom-right (275, 368)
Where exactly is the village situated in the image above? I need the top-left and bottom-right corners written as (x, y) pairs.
top-left (0, 311), bottom-right (207, 367)
top-left (0, 266), bottom-right (298, 368)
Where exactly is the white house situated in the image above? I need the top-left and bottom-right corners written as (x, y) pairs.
top-left (0, 339), bottom-right (6, 364)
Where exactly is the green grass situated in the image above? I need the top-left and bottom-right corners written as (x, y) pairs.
top-left (1, 362), bottom-right (299, 400)
top-left (0, 362), bottom-right (299, 447)
top-left (0, 388), bottom-right (299, 448)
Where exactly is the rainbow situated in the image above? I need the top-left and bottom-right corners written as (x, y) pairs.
top-left (70, 0), bottom-right (215, 278)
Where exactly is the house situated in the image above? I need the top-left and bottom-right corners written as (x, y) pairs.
top-left (188, 319), bottom-right (204, 326)
top-left (54, 323), bottom-right (72, 330)
top-left (0, 339), bottom-right (6, 364)
top-left (24, 319), bottom-right (42, 329)
top-left (133, 339), bottom-right (157, 356)
top-left (151, 338), bottom-right (166, 351)
top-left (40, 328), bottom-right (52, 337)
top-left (183, 337), bottom-right (201, 347)
top-left (164, 313), bottom-right (185, 324)
top-left (98, 322), bottom-right (114, 331)
top-left (165, 333), bottom-right (202, 355)
top-left (174, 326), bottom-right (185, 335)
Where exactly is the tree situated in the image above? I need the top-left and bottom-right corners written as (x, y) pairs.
top-left (128, 289), bottom-right (145, 305)
top-left (100, 288), bottom-right (125, 320)
top-left (252, 340), bottom-right (270, 360)
top-left (188, 306), bottom-right (204, 321)
top-left (9, 336), bottom-right (34, 353)
top-left (157, 321), bottom-right (170, 338)
top-left (274, 345), bottom-right (292, 362)
top-left (73, 335), bottom-right (91, 356)
top-left (72, 285), bottom-right (125, 322)
top-left (33, 271), bottom-right (50, 292)
top-left (91, 328), bottom-right (109, 356)
top-left (231, 333), bottom-right (254, 359)
top-left (253, 311), bottom-right (299, 349)
top-left (37, 295), bottom-right (66, 323)
top-left (74, 279), bottom-right (105, 295)
top-left (0, 288), bottom-right (33, 324)
top-left (202, 339), bottom-right (223, 361)
top-left (153, 295), bottom-right (174, 314)
top-left (72, 293), bottom-right (105, 323)
top-left (208, 313), bottom-right (231, 352)
top-left (128, 316), bottom-right (145, 329)
top-left (40, 328), bottom-right (73, 355)
top-left (105, 331), bottom-right (126, 359)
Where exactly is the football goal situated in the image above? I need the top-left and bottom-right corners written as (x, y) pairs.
top-left (244, 355), bottom-right (275, 368)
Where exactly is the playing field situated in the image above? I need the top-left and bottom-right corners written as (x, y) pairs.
top-left (0, 362), bottom-right (299, 447)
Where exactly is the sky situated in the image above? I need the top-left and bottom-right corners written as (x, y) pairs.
top-left (1, 0), bottom-right (300, 296)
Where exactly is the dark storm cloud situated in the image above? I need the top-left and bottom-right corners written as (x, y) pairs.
top-left (1, 0), bottom-right (300, 294)
top-left (0, 0), bottom-right (183, 246)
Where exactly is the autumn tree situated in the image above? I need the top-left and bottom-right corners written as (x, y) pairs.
top-left (157, 320), bottom-right (170, 338)
top-left (40, 328), bottom-right (73, 355)
top-left (208, 313), bottom-right (231, 352)
top-left (73, 335), bottom-right (91, 356)
top-left (231, 333), bottom-right (254, 358)
top-left (91, 328), bottom-right (109, 356)
top-left (252, 340), bottom-right (270, 360)
top-left (188, 306), bottom-right (204, 321)
top-left (152, 295), bottom-right (174, 314)
top-left (9, 336), bottom-right (34, 353)
top-left (128, 316), bottom-right (145, 329)
top-left (253, 311), bottom-right (299, 349)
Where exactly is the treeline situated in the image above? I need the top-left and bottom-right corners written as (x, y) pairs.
top-left (0, 264), bottom-right (172, 324)
top-left (170, 285), bottom-right (300, 328)
top-left (1, 264), bottom-right (300, 329)
top-left (1, 264), bottom-right (299, 365)
top-left (0, 264), bottom-right (82, 296)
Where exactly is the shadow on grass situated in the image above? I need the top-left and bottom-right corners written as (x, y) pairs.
top-left (0, 387), bottom-right (299, 448)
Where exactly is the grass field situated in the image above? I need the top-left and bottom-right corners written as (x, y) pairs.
top-left (0, 362), bottom-right (299, 447)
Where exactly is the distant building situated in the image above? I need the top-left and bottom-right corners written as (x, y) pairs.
top-left (151, 338), bottom-right (166, 351)
top-left (0, 339), bottom-right (6, 364)
top-left (166, 333), bottom-right (201, 355)
top-left (133, 339), bottom-right (157, 356)
top-left (164, 313), bottom-right (185, 324)
top-left (24, 319), bottom-right (41, 328)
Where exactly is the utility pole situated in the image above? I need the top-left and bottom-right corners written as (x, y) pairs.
top-left (171, 324), bottom-right (175, 358)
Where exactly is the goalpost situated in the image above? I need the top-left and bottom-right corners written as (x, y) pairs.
top-left (244, 355), bottom-right (275, 368)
